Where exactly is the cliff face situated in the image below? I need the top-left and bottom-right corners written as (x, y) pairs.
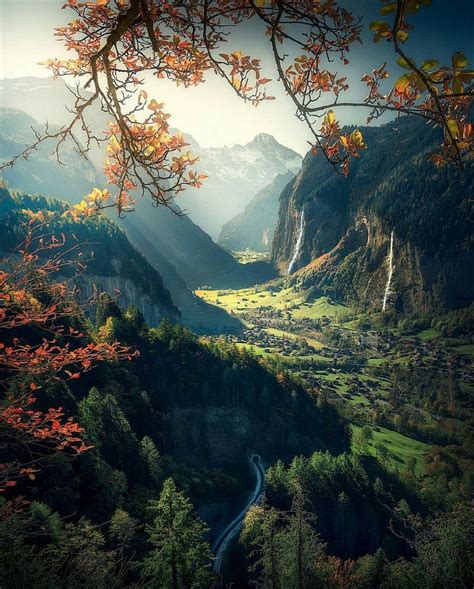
top-left (272, 117), bottom-right (474, 314)
top-left (74, 272), bottom-right (178, 327)
top-left (0, 189), bottom-right (180, 326)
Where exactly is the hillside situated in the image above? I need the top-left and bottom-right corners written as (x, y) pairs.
top-left (218, 171), bottom-right (294, 252)
top-left (122, 198), bottom-right (273, 292)
top-left (0, 188), bottom-right (179, 326)
top-left (122, 212), bottom-right (244, 333)
top-left (272, 116), bottom-right (474, 314)
top-left (0, 107), bottom-right (100, 201)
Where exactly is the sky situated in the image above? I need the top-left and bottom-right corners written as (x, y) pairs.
top-left (1, 0), bottom-right (473, 154)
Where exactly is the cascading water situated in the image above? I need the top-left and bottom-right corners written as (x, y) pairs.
top-left (382, 230), bottom-right (395, 311)
top-left (287, 210), bottom-right (305, 275)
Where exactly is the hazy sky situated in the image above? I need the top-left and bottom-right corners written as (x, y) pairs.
top-left (1, 0), bottom-right (473, 154)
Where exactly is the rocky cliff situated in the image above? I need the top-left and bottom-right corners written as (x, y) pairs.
top-left (272, 117), bottom-right (474, 314)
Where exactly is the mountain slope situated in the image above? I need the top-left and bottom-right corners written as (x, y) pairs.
top-left (0, 107), bottom-right (100, 200)
top-left (0, 188), bottom-right (179, 326)
top-left (1, 77), bottom-right (302, 240)
top-left (218, 171), bottom-right (294, 252)
top-left (272, 117), bottom-right (474, 314)
top-left (177, 132), bottom-right (302, 238)
top-left (122, 213), bottom-right (244, 333)
top-left (0, 106), bottom-right (250, 289)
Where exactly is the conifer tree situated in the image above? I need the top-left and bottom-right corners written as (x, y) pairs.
top-left (279, 486), bottom-right (325, 589)
top-left (142, 478), bottom-right (213, 589)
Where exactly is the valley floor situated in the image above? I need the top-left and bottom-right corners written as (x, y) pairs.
top-left (196, 284), bottom-right (474, 475)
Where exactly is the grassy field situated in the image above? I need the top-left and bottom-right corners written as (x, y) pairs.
top-left (196, 288), bottom-right (349, 320)
top-left (351, 424), bottom-right (430, 474)
top-left (453, 343), bottom-right (474, 356)
top-left (234, 342), bottom-right (276, 359)
top-left (264, 327), bottom-right (326, 350)
top-left (291, 298), bottom-right (349, 320)
top-left (417, 328), bottom-right (442, 341)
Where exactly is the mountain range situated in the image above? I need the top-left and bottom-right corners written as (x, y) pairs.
top-left (3, 77), bottom-right (473, 320)
top-left (176, 132), bottom-right (302, 238)
top-left (0, 77), bottom-right (302, 239)
top-left (0, 77), bottom-right (295, 331)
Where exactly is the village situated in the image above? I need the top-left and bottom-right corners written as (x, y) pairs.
top-left (205, 296), bottom-right (474, 434)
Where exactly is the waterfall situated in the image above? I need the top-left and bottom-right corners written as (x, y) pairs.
top-left (287, 210), bottom-right (305, 275)
top-left (382, 230), bottom-right (395, 312)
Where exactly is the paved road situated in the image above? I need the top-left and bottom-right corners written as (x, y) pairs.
top-left (212, 454), bottom-right (265, 574)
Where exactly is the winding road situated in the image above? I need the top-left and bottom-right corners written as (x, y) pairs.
top-left (212, 454), bottom-right (265, 575)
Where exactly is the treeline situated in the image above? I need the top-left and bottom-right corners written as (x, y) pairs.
top-left (261, 451), bottom-right (418, 559)
top-left (240, 445), bottom-right (474, 588)
top-left (0, 190), bottom-right (176, 313)
top-left (241, 485), bottom-right (474, 589)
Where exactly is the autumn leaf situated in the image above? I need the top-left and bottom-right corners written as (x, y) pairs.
top-left (452, 52), bottom-right (469, 70)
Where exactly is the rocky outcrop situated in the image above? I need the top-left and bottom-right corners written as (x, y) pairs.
top-left (75, 272), bottom-right (178, 327)
top-left (272, 117), bottom-right (474, 314)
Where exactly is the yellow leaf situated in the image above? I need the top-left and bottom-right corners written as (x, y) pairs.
top-left (369, 21), bottom-right (390, 32)
top-left (326, 110), bottom-right (335, 125)
top-left (421, 59), bottom-right (439, 72)
top-left (395, 73), bottom-right (412, 92)
top-left (452, 51), bottom-right (469, 70)
top-left (350, 129), bottom-right (364, 145)
top-left (396, 30), bottom-right (409, 42)
top-left (396, 56), bottom-right (412, 70)
top-left (446, 118), bottom-right (458, 139)
top-left (380, 3), bottom-right (397, 15)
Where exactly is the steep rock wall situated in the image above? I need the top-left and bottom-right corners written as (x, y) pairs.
top-left (272, 117), bottom-right (474, 314)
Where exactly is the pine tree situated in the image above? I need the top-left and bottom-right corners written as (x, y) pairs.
top-left (259, 506), bottom-right (281, 589)
top-left (95, 293), bottom-right (122, 328)
top-left (139, 436), bottom-right (162, 487)
top-left (79, 388), bottom-right (138, 473)
top-left (142, 478), bottom-right (213, 589)
top-left (241, 504), bottom-right (282, 589)
top-left (279, 486), bottom-right (325, 589)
